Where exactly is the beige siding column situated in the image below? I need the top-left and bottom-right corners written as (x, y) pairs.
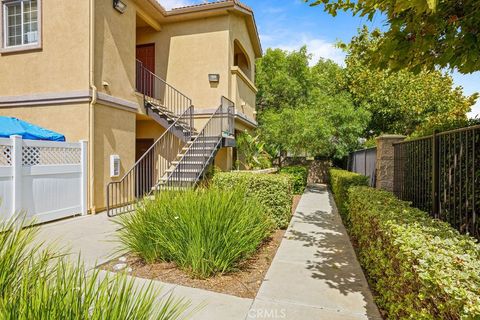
top-left (375, 134), bottom-right (406, 192)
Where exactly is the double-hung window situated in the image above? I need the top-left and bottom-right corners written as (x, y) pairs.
top-left (2, 0), bottom-right (40, 50)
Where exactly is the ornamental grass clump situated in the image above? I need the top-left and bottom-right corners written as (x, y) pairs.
top-left (0, 217), bottom-right (192, 319)
top-left (118, 188), bottom-right (274, 278)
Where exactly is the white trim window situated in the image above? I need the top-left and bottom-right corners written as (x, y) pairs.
top-left (2, 0), bottom-right (39, 49)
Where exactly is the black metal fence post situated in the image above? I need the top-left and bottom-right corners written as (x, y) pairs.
top-left (432, 130), bottom-right (440, 218)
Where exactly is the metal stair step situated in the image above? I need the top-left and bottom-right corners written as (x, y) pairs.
top-left (182, 145), bottom-right (216, 151)
top-left (165, 168), bottom-right (201, 173)
top-left (171, 160), bottom-right (205, 165)
top-left (180, 153), bottom-right (214, 159)
top-left (159, 176), bottom-right (196, 182)
top-left (152, 184), bottom-right (191, 192)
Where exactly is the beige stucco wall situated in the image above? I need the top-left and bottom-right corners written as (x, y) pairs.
top-left (93, 103), bottom-right (136, 211)
top-left (136, 119), bottom-right (166, 139)
top-left (0, 104), bottom-right (89, 141)
top-left (215, 147), bottom-right (233, 171)
top-left (0, 0), bottom-right (90, 96)
top-left (228, 14), bottom-right (257, 122)
top-left (229, 14), bottom-right (256, 83)
top-left (231, 68), bottom-right (257, 120)
top-left (0, 4), bottom-right (260, 209)
top-left (95, 0), bottom-right (137, 103)
top-left (137, 15), bottom-right (231, 109)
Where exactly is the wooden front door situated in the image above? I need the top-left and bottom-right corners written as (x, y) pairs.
top-left (136, 139), bottom-right (155, 196)
top-left (136, 44), bottom-right (155, 96)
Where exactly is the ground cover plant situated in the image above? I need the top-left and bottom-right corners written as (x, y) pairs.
top-left (328, 168), bottom-right (369, 221)
top-left (347, 187), bottom-right (480, 319)
top-left (212, 172), bottom-right (293, 229)
top-left (0, 217), bottom-right (191, 319)
top-left (117, 188), bottom-right (273, 279)
top-left (279, 166), bottom-right (308, 194)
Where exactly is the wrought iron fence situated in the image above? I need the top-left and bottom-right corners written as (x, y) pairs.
top-left (347, 147), bottom-right (377, 187)
top-left (393, 125), bottom-right (480, 238)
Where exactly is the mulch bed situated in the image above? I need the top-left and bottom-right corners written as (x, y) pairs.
top-left (101, 195), bottom-right (302, 299)
top-left (101, 230), bottom-right (285, 298)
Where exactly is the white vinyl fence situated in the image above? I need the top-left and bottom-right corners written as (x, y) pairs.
top-left (0, 135), bottom-right (87, 224)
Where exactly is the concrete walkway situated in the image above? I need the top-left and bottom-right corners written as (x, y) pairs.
top-left (35, 213), bottom-right (121, 268)
top-left (33, 184), bottom-right (381, 319)
top-left (247, 184), bottom-right (381, 319)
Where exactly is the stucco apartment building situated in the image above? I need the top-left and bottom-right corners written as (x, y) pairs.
top-left (0, 0), bottom-right (261, 213)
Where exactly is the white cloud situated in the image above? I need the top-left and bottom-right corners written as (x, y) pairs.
top-left (468, 101), bottom-right (480, 119)
top-left (158, 0), bottom-right (200, 10)
top-left (261, 33), bottom-right (346, 66)
top-left (451, 70), bottom-right (480, 119)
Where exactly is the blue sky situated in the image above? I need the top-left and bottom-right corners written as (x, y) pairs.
top-left (162, 0), bottom-right (480, 117)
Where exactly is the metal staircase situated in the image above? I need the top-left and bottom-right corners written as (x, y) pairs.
top-left (106, 61), bottom-right (235, 217)
top-left (136, 59), bottom-right (196, 141)
top-left (157, 97), bottom-right (235, 190)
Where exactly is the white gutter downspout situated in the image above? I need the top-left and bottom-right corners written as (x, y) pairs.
top-left (88, 0), bottom-right (97, 214)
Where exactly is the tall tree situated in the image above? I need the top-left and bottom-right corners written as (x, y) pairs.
top-left (256, 47), bottom-right (313, 112)
top-left (344, 29), bottom-right (477, 136)
top-left (256, 48), bottom-right (370, 159)
top-left (307, 0), bottom-right (480, 73)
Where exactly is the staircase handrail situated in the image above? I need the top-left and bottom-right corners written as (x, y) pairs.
top-left (136, 59), bottom-right (192, 116)
top-left (163, 96), bottom-right (234, 187)
top-left (117, 106), bottom-right (193, 181)
top-left (106, 105), bottom-right (194, 216)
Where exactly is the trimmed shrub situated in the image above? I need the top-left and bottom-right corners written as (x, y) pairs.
top-left (212, 172), bottom-right (293, 229)
top-left (329, 168), bottom-right (369, 220)
top-left (348, 187), bottom-right (480, 319)
top-left (0, 217), bottom-right (191, 319)
top-left (279, 166), bottom-right (308, 194)
top-left (118, 188), bottom-right (274, 278)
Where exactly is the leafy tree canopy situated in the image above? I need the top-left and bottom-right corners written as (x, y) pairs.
top-left (307, 0), bottom-right (480, 73)
top-left (344, 29), bottom-right (477, 137)
top-left (256, 48), bottom-right (370, 159)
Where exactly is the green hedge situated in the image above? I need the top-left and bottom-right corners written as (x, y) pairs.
top-left (348, 187), bottom-right (480, 319)
top-left (279, 166), bottom-right (308, 194)
top-left (212, 172), bottom-right (293, 229)
top-left (329, 168), bottom-right (369, 220)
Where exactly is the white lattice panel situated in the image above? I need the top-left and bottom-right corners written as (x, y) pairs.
top-left (0, 145), bottom-right (12, 166)
top-left (22, 146), bottom-right (81, 166)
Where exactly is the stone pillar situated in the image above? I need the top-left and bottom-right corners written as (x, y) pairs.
top-left (375, 134), bottom-right (405, 192)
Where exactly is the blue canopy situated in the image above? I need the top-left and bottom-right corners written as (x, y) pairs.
top-left (0, 117), bottom-right (65, 141)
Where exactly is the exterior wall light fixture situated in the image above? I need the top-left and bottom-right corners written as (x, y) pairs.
top-left (113, 0), bottom-right (127, 13)
top-left (208, 74), bottom-right (220, 83)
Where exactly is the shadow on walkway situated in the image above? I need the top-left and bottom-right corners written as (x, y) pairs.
top-left (283, 184), bottom-right (381, 319)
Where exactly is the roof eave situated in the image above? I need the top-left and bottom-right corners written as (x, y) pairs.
top-left (165, 1), bottom-right (262, 57)
top-left (136, 1), bottom-right (262, 57)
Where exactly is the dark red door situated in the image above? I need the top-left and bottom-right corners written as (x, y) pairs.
top-left (136, 44), bottom-right (155, 96)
